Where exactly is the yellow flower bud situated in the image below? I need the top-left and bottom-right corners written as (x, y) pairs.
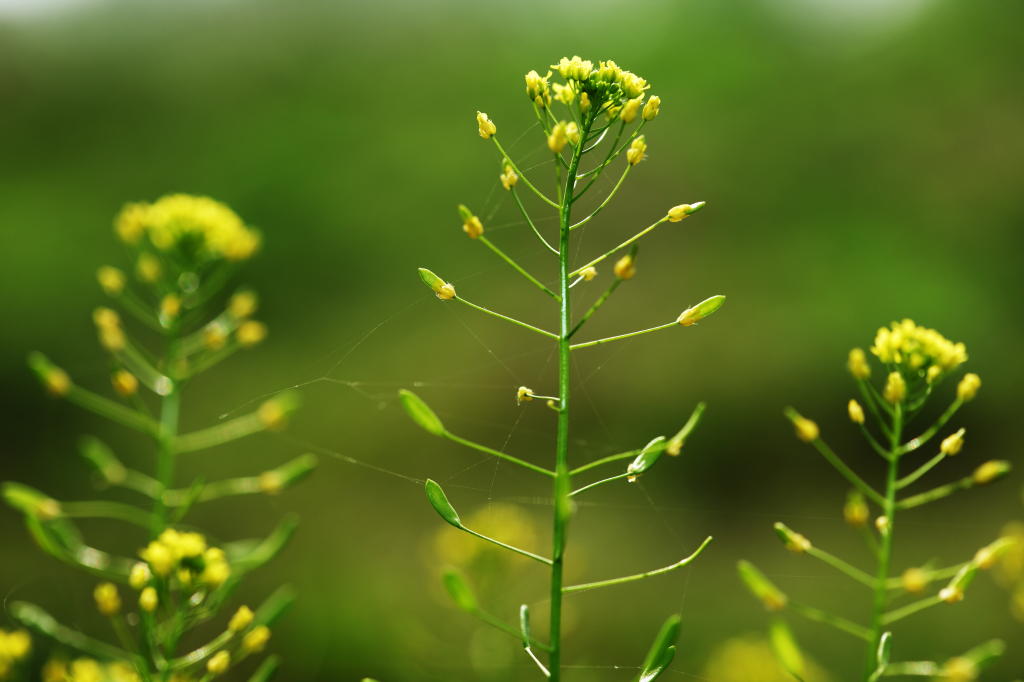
top-left (847, 348), bottom-right (871, 380)
top-left (206, 650), bottom-right (230, 675)
top-left (93, 307), bottom-right (120, 330)
top-left (236, 321), bottom-right (267, 347)
top-left (774, 522), bottom-right (811, 553)
top-left (524, 70), bottom-right (551, 105)
top-left (579, 92), bottom-right (591, 112)
top-left (111, 370), bottom-right (138, 397)
top-left (566, 121), bottom-right (580, 146)
top-left (202, 558), bottom-right (231, 587)
top-left (613, 254), bottom-right (636, 280)
top-left (940, 428), bottom-right (965, 456)
top-left (258, 400), bottom-right (286, 430)
top-left (847, 399), bottom-right (865, 424)
top-left (115, 202), bottom-right (147, 244)
top-left (258, 470), bottom-right (283, 495)
top-left (843, 491), bottom-right (868, 527)
top-left (580, 266), bottom-right (597, 281)
top-left (516, 386), bottom-right (533, 404)
top-left (140, 540), bottom-right (174, 576)
top-left (939, 585), bottom-right (964, 604)
top-left (160, 294), bottom-right (181, 321)
top-left (626, 135), bottom-right (647, 165)
top-left (957, 373), bottom-right (981, 402)
top-left (548, 121), bottom-right (569, 153)
top-left (901, 567), bottom-right (929, 594)
top-left (666, 202), bottom-right (705, 222)
top-left (619, 97), bottom-right (642, 123)
top-left (883, 372), bottom-right (906, 404)
top-left (462, 215), bottom-right (484, 239)
top-left (642, 95), bottom-right (661, 121)
top-left (39, 362), bottom-right (72, 398)
top-left (129, 562), bottom-right (151, 590)
top-left (875, 515), bottom-right (890, 535)
top-left (96, 266), bottom-right (125, 296)
top-left (552, 82), bottom-right (575, 105)
top-left (418, 268), bottom-right (456, 300)
top-left (136, 253), bottom-right (161, 282)
top-left (926, 365), bottom-right (941, 384)
top-left (202, 323), bottom-right (227, 351)
top-left (241, 625), bottom-right (271, 653)
top-left (499, 162), bottom-right (518, 190)
top-left (972, 460), bottom-right (1011, 485)
top-left (792, 416), bottom-right (819, 442)
top-left (939, 657), bottom-right (976, 682)
top-left (228, 291), bottom-right (258, 319)
top-left (476, 111), bottom-right (496, 139)
top-left (93, 583), bottom-right (121, 616)
top-left (139, 586), bottom-right (158, 613)
top-left (229, 606), bottom-right (254, 632)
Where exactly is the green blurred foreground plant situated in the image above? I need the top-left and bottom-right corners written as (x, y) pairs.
top-left (4, 195), bottom-right (316, 681)
top-left (739, 320), bottom-right (1015, 681)
top-left (400, 56), bottom-right (724, 681)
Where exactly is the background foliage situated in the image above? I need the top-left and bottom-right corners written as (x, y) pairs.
top-left (1, 0), bottom-right (1022, 679)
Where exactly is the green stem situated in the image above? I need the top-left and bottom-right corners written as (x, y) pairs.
top-left (562, 536), bottom-right (712, 594)
top-left (897, 399), bottom-right (963, 455)
top-left (442, 431), bottom-right (555, 477)
top-left (806, 435), bottom-right (885, 506)
top-left (151, 337), bottom-right (180, 539)
top-left (896, 476), bottom-right (973, 510)
top-left (454, 296), bottom-right (559, 339)
top-left (67, 385), bottom-right (160, 435)
top-left (511, 186), bottom-right (559, 256)
top-left (569, 472), bottom-right (633, 497)
top-left (464, 527), bottom-right (552, 565)
top-left (569, 321), bottom-right (677, 351)
top-left (567, 279), bottom-right (622, 339)
top-left (568, 164), bottom-right (631, 229)
top-left (896, 451), bottom-right (946, 490)
top-left (881, 594), bottom-right (943, 626)
top-left (568, 217), bottom-right (668, 277)
top-left (805, 545), bottom-right (875, 588)
top-left (790, 601), bottom-right (871, 641)
top-left (478, 235), bottom-right (559, 300)
top-left (865, 404), bottom-right (901, 679)
top-left (569, 447), bottom-right (643, 476)
top-left (492, 136), bottom-right (560, 208)
top-left (548, 109), bottom-right (594, 682)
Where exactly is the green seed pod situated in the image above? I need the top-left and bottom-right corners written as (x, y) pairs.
top-left (638, 613), bottom-right (681, 682)
top-left (425, 479), bottom-right (462, 528)
top-left (677, 295), bottom-right (726, 327)
top-left (627, 436), bottom-right (666, 481)
top-left (773, 522), bottom-right (811, 553)
top-left (769, 619), bottom-right (804, 678)
top-left (78, 436), bottom-right (126, 485)
top-left (398, 389), bottom-right (444, 436)
top-left (737, 560), bottom-right (787, 611)
top-left (2, 482), bottom-right (61, 520)
top-left (418, 267), bottom-right (456, 300)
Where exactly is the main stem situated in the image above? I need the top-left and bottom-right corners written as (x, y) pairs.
top-left (549, 110), bottom-right (593, 680)
top-left (865, 405), bottom-right (901, 679)
top-left (151, 336), bottom-right (180, 539)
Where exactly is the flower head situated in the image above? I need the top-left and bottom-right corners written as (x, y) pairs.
top-left (870, 320), bottom-right (966, 377)
top-left (476, 111), bottom-right (496, 139)
top-left (626, 136), bottom-right (647, 165)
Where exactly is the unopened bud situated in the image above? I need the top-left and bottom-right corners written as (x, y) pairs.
top-left (973, 460), bottom-right (1011, 486)
top-left (236, 321), bottom-right (267, 348)
top-left (901, 567), bottom-right (929, 594)
top-left (667, 201), bottom-right (705, 222)
top-left (847, 348), bottom-right (871, 380)
top-left (940, 428), bottom-right (965, 456)
top-left (578, 92), bottom-right (591, 112)
top-left (29, 353), bottom-right (72, 397)
top-left (111, 370), bottom-right (139, 397)
top-left (785, 408), bottom-right (819, 442)
top-left (642, 95), bottom-right (661, 121)
top-left (242, 625), bottom-right (271, 653)
top-left (677, 295), bottom-right (726, 326)
top-left (974, 537), bottom-right (1016, 570)
top-left (136, 253), bottom-right (161, 282)
top-left (580, 266), bottom-right (597, 281)
top-left (875, 515), bottom-right (890, 535)
top-left (229, 605), bottom-right (254, 632)
top-left (516, 386), bottom-right (533, 404)
top-left (139, 586), bottom-right (158, 613)
top-left (619, 97), bottom-right (642, 123)
top-left (566, 121), bottom-right (580, 146)
top-left (476, 111), bottom-right (496, 139)
top-left (626, 135), bottom-right (647, 165)
top-left (843, 490), bottom-right (868, 527)
top-left (957, 373), bottom-right (981, 402)
top-left (418, 268), bottom-right (456, 301)
top-left (848, 399), bottom-right (865, 424)
top-left (129, 562), bottom-right (151, 590)
top-left (206, 651), bottom-right (230, 675)
top-left (883, 372), bottom-right (906, 404)
top-left (737, 560), bottom-right (787, 611)
top-left (458, 204), bottom-right (484, 239)
top-left (773, 522), bottom-right (811, 553)
top-left (203, 324), bottom-right (228, 351)
top-left (228, 291), bottom-right (258, 319)
top-left (613, 254), bottom-right (636, 280)
top-left (94, 582), bottom-right (121, 616)
top-left (499, 162), bottom-right (518, 190)
top-left (258, 392), bottom-right (300, 431)
top-left (926, 365), bottom-right (942, 384)
top-left (548, 121), bottom-right (570, 153)
top-left (97, 266), bottom-right (125, 296)
top-left (160, 294), bottom-right (181, 321)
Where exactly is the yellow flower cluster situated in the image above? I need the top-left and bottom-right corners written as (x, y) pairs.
top-left (115, 194), bottom-right (259, 261)
top-left (869, 319), bottom-right (967, 376)
top-left (42, 659), bottom-right (142, 682)
top-left (0, 629), bottom-right (30, 679)
top-left (525, 57), bottom-right (657, 119)
top-left (139, 529), bottom-right (230, 586)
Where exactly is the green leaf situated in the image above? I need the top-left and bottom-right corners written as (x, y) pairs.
top-left (11, 601), bottom-right (129, 660)
top-left (769, 619), bottom-right (804, 679)
top-left (424, 479), bottom-right (462, 528)
top-left (398, 389), bottom-right (444, 436)
top-left (3, 481), bottom-right (60, 519)
top-left (637, 613), bottom-right (681, 681)
top-left (225, 515), bottom-right (300, 573)
top-left (627, 436), bottom-right (666, 477)
top-left (253, 584), bottom-right (297, 627)
top-left (78, 436), bottom-right (126, 485)
top-left (441, 569), bottom-right (477, 613)
top-left (737, 560), bottom-right (787, 611)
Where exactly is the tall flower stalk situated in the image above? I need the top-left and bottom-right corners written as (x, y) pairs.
top-left (739, 320), bottom-right (1014, 681)
top-left (4, 195), bottom-right (316, 681)
top-left (402, 56), bottom-right (725, 681)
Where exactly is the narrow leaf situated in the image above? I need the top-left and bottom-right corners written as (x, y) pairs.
top-left (638, 613), bottom-right (681, 679)
top-left (769, 619), bottom-right (804, 678)
top-left (627, 436), bottom-right (666, 477)
top-left (441, 569), bottom-right (477, 613)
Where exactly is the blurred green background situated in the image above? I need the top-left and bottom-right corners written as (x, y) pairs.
top-left (2, 0), bottom-right (1023, 679)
